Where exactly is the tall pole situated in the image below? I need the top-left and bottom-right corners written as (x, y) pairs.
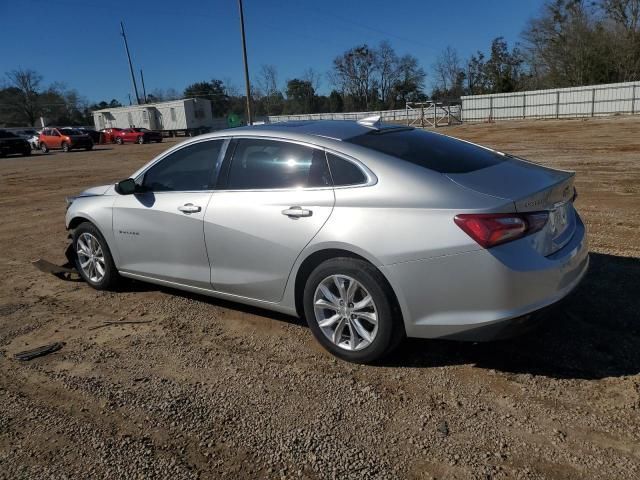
top-left (121, 21), bottom-right (141, 105)
top-left (237, 0), bottom-right (252, 125)
top-left (140, 69), bottom-right (148, 103)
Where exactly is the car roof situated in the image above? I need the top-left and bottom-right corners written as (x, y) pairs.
top-left (227, 120), bottom-right (405, 141)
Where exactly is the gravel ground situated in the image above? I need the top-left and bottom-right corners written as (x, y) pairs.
top-left (1, 117), bottom-right (639, 479)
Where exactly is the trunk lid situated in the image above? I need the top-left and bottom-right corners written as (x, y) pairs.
top-left (446, 156), bottom-right (577, 255)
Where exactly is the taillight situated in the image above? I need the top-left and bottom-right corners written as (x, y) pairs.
top-left (454, 212), bottom-right (549, 248)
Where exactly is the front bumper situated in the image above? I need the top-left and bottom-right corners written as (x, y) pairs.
top-left (382, 214), bottom-right (589, 340)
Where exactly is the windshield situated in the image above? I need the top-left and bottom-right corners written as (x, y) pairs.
top-left (345, 128), bottom-right (505, 174)
top-left (60, 128), bottom-right (83, 135)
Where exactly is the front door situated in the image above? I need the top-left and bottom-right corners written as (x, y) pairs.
top-left (204, 138), bottom-right (335, 302)
top-left (112, 139), bottom-right (224, 288)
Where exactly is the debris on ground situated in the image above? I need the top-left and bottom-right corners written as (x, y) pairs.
top-left (14, 342), bottom-right (65, 361)
top-left (32, 258), bottom-right (79, 281)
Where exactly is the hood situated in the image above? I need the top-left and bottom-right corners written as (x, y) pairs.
top-left (79, 184), bottom-right (112, 196)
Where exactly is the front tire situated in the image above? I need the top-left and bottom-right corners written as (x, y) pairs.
top-left (303, 257), bottom-right (403, 363)
top-left (137, 136), bottom-right (145, 144)
top-left (72, 222), bottom-right (120, 290)
top-left (115, 137), bottom-right (123, 145)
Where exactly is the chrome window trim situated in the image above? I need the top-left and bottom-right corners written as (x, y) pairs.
top-left (212, 135), bottom-right (377, 193)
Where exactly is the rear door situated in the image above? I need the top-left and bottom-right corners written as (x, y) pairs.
top-left (112, 139), bottom-right (224, 288)
top-left (204, 137), bottom-right (334, 302)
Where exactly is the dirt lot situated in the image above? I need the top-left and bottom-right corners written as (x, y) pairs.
top-left (1, 117), bottom-right (639, 479)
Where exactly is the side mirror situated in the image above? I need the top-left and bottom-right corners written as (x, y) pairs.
top-left (115, 178), bottom-right (138, 195)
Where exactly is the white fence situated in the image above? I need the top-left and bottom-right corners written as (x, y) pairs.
top-left (267, 105), bottom-right (461, 125)
top-left (461, 81), bottom-right (640, 122)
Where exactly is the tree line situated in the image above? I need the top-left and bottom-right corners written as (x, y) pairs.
top-left (1, 0), bottom-right (638, 126)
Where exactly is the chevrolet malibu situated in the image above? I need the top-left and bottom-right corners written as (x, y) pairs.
top-left (65, 118), bottom-right (589, 362)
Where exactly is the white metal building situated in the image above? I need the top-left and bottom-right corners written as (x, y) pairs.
top-left (92, 98), bottom-right (216, 134)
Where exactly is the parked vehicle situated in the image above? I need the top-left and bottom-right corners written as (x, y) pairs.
top-left (12, 129), bottom-right (40, 150)
top-left (0, 130), bottom-right (31, 157)
top-left (65, 118), bottom-right (589, 363)
top-left (115, 128), bottom-right (163, 144)
top-left (40, 127), bottom-right (94, 153)
top-left (69, 127), bottom-right (101, 144)
top-left (99, 128), bottom-right (123, 144)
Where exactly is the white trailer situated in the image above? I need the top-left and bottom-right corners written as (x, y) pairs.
top-left (92, 98), bottom-right (221, 136)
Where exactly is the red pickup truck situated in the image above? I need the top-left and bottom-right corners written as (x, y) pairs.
top-left (115, 128), bottom-right (163, 145)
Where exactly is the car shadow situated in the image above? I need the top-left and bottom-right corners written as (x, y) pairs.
top-left (115, 252), bottom-right (639, 380)
top-left (112, 275), bottom-right (302, 326)
top-left (382, 252), bottom-right (640, 380)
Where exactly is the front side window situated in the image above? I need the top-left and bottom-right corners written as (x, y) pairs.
top-left (225, 139), bottom-right (331, 190)
top-left (142, 140), bottom-right (223, 192)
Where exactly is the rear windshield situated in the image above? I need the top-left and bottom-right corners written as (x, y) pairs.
top-left (345, 128), bottom-right (505, 174)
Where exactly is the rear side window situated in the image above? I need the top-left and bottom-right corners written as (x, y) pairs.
top-left (142, 140), bottom-right (223, 192)
top-left (225, 139), bottom-right (331, 190)
top-left (327, 153), bottom-right (367, 186)
top-left (345, 128), bottom-right (505, 174)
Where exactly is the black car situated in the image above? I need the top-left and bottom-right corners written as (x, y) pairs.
top-left (0, 130), bottom-right (31, 157)
top-left (73, 127), bottom-right (101, 143)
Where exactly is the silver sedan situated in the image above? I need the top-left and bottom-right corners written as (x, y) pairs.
top-left (65, 118), bottom-right (589, 362)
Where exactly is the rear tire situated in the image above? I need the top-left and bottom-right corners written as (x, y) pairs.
top-left (40, 143), bottom-right (49, 153)
top-left (22, 148), bottom-right (31, 156)
top-left (137, 136), bottom-right (145, 144)
top-left (62, 142), bottom-right (70, 152)
top-left (85, 144), bottom-right (93, 151)
top-left (115, 137), bottom-right (123, 145)
top-left (303, 257), bottom-right (403, 363)
top-left (72, 222), bottom-right (120, 290)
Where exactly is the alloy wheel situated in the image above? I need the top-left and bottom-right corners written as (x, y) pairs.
top-left (313, 274), bottom-right (378, 351)
top-left (76, 232), bottom-right (106, 283)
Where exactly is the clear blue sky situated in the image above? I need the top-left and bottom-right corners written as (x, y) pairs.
top-left (0, 0), bottom-right (546, 104)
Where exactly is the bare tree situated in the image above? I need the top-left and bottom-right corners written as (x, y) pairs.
top-left (332, 45), bottom-right (377, 110)
top-left (376, 40), bottom-right (400, 107)
top-left (603, 0), bottom-right (640, 32)
top-left (432, 46), bottom-right (463, 94)
top-left (5, 69), bottom-right (43, 126)
top-left (255, 65), bottom-right (283, 115)
top-left (302, 67), bottom-right (322, 92)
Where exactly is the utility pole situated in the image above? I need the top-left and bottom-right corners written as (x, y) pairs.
top-left (237, 0), bottom-right (252, 125)
top-left (140, 69), bottom-right (148, 103)
top-left (120, 21), bottom-right (141, 105)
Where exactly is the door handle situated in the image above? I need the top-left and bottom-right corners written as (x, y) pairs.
top-left (281, 206), bottom-right (312, 218)
top-left (177, 203), bottom-right (201, 214)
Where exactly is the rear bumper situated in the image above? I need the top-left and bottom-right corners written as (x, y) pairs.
top-left (382, 214), bottom-right (589, 340)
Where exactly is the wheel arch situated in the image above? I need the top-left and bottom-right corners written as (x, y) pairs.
top-left (293, 247), bottom-right (404, 330)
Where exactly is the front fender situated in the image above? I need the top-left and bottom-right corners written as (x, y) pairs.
top-left (65, 196), bottom-right (118, 265)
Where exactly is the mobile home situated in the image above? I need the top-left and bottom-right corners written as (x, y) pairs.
top-left (92, 98), bottom-right (219, 136)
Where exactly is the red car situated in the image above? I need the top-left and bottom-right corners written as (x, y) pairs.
top-left (99, 128), bottom-right (122, 144)
top-left (115, 128), bottom-right (163, 144)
